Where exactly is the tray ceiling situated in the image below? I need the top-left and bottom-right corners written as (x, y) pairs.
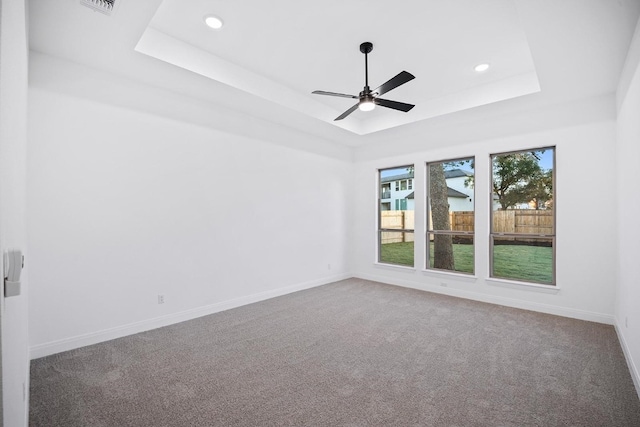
top-left (136, 0), bottom-right (540, 135)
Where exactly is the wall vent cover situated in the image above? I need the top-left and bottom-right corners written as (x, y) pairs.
top-left (80, 0), bottom-right (119, 16)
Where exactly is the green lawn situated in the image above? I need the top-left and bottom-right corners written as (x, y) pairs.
top-left (380, 242), bottom-right (553, 283)
top-left (379, 241), bottom-right (415, 266)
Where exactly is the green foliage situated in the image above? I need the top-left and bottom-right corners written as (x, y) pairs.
top-left (493, 150), bottom-right (551, 210)
top-left (522, 169), bottom-right (553, 209)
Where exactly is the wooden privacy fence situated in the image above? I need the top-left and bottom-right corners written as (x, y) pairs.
top-left (450, 211), bottom-right (474, 232)
top-left (492, 210), bottom-right (553, 235)
top-left (380, 211), bottom-right (415, 244)
top-left (380, 210), bottom-right (553, 244)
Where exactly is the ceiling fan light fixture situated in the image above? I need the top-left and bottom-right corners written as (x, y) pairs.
top-left (474, 63), bottom-right (490, 72)
top-left (359, 98), bottom-right (376, 112)
top-left (204, 15), bottom-right (224, 30)
top-left (312, 42), bottom-right (415, 121)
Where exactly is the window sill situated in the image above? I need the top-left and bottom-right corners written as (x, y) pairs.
top-left (421, 269), bottom-right (478, 282)
top-left (486, 278), bottom-right (560, 294)
top-left (373, 262), bottom-right (416, 272)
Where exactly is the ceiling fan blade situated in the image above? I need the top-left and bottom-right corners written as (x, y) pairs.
top-left (312, 90), bottom-right (358, 99)
top-left (375, 98), bottom-right (415, 112)
top-left (373, 71), bottom-right (415, 96)
top-left (334, 103), bottom-right (360, 121)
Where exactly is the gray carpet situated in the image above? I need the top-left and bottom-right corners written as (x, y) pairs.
top-left (30, 279), bottom-right (640, 426)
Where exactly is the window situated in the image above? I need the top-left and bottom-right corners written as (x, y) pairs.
top-left (490, 148), bottom-right (555, 284)
top-left (379, 166), bottom-right (414, 267)
top-left (381, 183), bottom-right (391, 200)
top-left (408, 179), bottom-right (413, 190)
top-left (426, 158), bottom-right (475, 274)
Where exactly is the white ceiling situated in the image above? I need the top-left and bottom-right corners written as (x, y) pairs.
top-left (137, 0), bottom-right (540, 135)
top-left (28, 0), bottom-right (640, 146)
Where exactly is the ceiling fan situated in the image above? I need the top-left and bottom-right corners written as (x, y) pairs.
top-left (312, 42), bottom-right (415, 121)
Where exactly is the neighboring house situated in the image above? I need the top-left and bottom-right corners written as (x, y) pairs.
top-left (443, 169), bottom-right (474, 211)
top-left (381, 169), bottom-right (475, 211)
top-left (380, 173), bottom-right (414, 211)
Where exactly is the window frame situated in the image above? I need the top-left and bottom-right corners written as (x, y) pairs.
top-left (489, 147), bottom-right (556, 285)
top-left (425, 157), bottom-right (475, 275)
top-left (378, 165), bottom-right (415, 267)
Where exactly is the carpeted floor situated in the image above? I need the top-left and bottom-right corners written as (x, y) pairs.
top-left (30, 279), bottom-right (640, 426)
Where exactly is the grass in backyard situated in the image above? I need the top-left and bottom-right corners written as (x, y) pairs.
top-left (379, 241), bottom-right (415, 267)
top-left (492, 243), bottom-right (553, 283)
top-left (380, 241), bottom-right (553, 283)
top-left (428, 242), bottom-right (474, 274)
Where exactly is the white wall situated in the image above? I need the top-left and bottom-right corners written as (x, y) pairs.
top-left (27, 83), bottom-right (351, 357)
top-left (0, 0), bottom-right (29, 425)
top-left (352, 119), bottom-right (619, 324)
top-left (23, 18), bottom-right (639, 405)
top-left (616, 17), bottom-right (640, 394)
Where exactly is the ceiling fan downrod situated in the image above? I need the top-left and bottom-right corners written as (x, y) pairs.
top-left (359, 42), bottom-right (375, 109)
top-left (360, 42), bottom-right (373, 94)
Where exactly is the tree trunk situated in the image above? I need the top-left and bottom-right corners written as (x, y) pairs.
top-left (429, 164), bottom-right (454, 269)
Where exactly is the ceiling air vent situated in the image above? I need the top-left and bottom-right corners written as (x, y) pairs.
top-left (79, 0), bottom-right (119, 16)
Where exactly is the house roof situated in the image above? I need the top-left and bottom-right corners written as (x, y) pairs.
top-left (448, 188), bottom-right (469, 198)
top-left (405, 187), bottom-right (468, 199)
top-left (381, 172), bottom-right (414, 184)
top-left (444, 169), bottom-right (473, 179)
top-left (382, 169), bottom-right (471, 184)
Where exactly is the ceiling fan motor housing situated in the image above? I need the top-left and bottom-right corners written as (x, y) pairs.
top-left (359, 42), bottom-right (373, 54)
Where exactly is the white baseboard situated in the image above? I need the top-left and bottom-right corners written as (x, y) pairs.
top-left (30, 272), bottom-right (618, 360)
top-left (30, 273), bottom-right (351, 359)
top-left (614, 320), bottom-right (640, 399)
top-left (354, 273), bottom-right (615, 325)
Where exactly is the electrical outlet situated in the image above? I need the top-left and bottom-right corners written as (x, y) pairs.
top-left (440, 282), bottom-right (447, 287)
top-left (625, 316), bottom-right (628, 328)
top-left (327, 264), bottom-right (331, 270)
top-left (158, 294), bottom-right (165, 304)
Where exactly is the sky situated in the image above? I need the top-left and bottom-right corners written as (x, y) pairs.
top-left (537, 149), bottom-right (554, 170)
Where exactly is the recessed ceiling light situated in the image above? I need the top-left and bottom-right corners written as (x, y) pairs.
top-left (204, 15), bottom-right (224, 30)
top-left (474, 63), bottom-right (490, 72)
